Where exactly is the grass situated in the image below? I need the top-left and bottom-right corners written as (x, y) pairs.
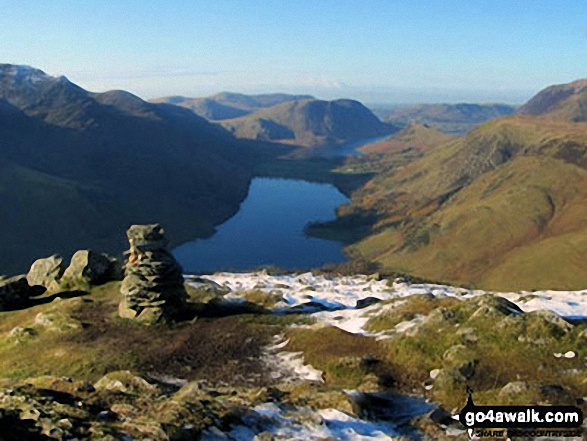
top-left (0, 282), bottom-right (300, 385)
top-left (333, 115), bottom-right (587, 290)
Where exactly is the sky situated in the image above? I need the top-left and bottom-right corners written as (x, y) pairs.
top-left (1, 0), bottom-right (586, 105)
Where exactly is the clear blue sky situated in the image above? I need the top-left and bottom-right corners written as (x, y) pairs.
top-left (1, 0), bottom-right (586, 104)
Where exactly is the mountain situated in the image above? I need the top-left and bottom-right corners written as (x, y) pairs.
top-left (326, 80), bottom-right (587, 291)
top-left (0, 64), bottom-right (263, 273)
top-left (151, 92), bottom-right (315, 121)
top-left (359, 123), bottom-right (456, 155)
top-left (381, 103), bottom-right (516, 134)
top-left (218, 98), bottom-right (398, 148)
top-left (517, 78), bottom-right (587, 121)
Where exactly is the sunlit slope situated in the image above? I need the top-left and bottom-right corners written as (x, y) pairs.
top-left (345, 116), bottom-right (587, 290)
top-left (360, 123), bottom-right (455, 155)
top-left (517, 78), bottom-right (587, 122)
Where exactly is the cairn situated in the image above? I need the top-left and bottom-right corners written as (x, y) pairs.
top-left (119, 224), bottom-right (188, 324)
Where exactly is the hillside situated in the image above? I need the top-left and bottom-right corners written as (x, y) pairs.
top-left (359, 123), bottom-right (456, 155)
top-left (219, 98), bottom-right (398, 148)
top-left (380, 103), bottom-right (516, 134)
top-left (517, 78), bottom-right (587, 121)
top-left (328, 91), bottom-right (587, 290)
top-left (0, 261), bottom-right (584, 438)
top-left (151, 92), bottom-right (315, 121)
top-left (0, 64), bottom-right (264, 273)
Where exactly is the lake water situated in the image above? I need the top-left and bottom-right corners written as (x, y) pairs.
top-left (312, 134), bottom-right (392, 157)
top-left (174, 178), bottom-right (349, 273)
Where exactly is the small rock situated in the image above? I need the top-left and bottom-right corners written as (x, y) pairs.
top-left (8, 326), bottom-right (37, 341)
top-left (355, 297), bottom-right (382, 309)
top-left (499, 381), bottom-right (531, 398)
top-left (95, 371), bottom-right (159, 395)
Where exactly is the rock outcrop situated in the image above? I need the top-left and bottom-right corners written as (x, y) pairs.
top-left (26, 255), bottom-right (65, 292)
top-left (119, 224), bottom-right (188, 324)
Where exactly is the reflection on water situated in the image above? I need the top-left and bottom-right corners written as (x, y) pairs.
top-left (174, 178), bottom-right (349, 273)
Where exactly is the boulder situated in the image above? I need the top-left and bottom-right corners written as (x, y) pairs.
top-left (61, 250), bottom-right (122, 289)
top-left (499, 381), bottom-right (532, 398)
top-left (0, 275), bottom-right (45, 310)
top-left (119, 224), bottom-right (188, 324)
top-left (26, 255), bottom-right (65, 291)
top-left (94, 371), bottom-right (159, 395)
top-left (442, 345), bottom-right (478, 379)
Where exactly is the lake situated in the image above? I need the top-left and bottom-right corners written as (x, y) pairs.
top-left (174, 178), bottom-right (349, 273)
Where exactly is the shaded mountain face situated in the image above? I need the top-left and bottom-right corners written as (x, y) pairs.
top-left (332, 81), bottom-right (587, 291)
top-left (517, 78), bottom-right (587, 121)
top-left (381, 103), bottom-right (516, 134)
top-left (219, 98), bottom-right (398, 148)
top-left (0, 64), bottom-right (259, 274)
top-left (151, 92), bottom-right (315, 121)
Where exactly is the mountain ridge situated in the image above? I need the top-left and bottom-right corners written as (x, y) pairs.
top-left (0, 64), bottom-right (265, 273)
top-left (329, 79), bottom-right (587, 290)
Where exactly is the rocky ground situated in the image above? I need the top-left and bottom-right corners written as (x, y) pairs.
top-left (0, 266), bottom-right (585, 440)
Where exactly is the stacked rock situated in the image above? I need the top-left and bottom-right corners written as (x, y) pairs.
top-left (119, 224), bottom-right (188, 324)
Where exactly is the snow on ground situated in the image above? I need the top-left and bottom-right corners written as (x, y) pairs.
top-left (263, 335), bottom-right (324, 383)
top-left (188, 272), bottom-right (586, 439)
top-left (188, 272), bottom-right (587, 339)
top-left (201, 402), bottom-right (408, 441)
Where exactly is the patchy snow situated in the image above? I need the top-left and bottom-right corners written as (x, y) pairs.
top-left (188, 271), bottom-right (587, 440)
top-left (201, 401), bottom-right (413, 440)
top-left (188, 272), bottom-right (587, 338)
top-left (262, 335), bottom-right (324, 383)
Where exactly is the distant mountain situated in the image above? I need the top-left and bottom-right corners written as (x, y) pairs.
top-left (517, 78), bottom-right (587, 121)
top-left (360, 123), bottom-right (456, 155)
top-left (218, 98), bottom-right (398, 148)
top-left (0, 64), bottom-right (261, 273)
top-left (327, 81), bottom-right (587, 290)
top-left (151, 92), bottom-right (315, 121)
top-left (381, 103), bottom-right (516, 134)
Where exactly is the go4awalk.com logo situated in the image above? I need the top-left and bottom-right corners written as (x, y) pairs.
top-left (452, 388), bottom-right (584, 439)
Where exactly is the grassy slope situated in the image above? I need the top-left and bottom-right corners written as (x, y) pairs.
top-left (342, 116), bottom-right (587, 290)
top-left (360, 123), bottom-right (456, 155)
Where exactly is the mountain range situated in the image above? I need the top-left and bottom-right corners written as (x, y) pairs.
top-left (0, 64), bottom-right (265, 273)
top-left (334, 78), bottom-right (587, 290)
top-left (375, 103), bottom-right (516, 134)
top-left (152, 92), bottom-right (315, 121)
top-left (155, 93), bottom-right (398, 149)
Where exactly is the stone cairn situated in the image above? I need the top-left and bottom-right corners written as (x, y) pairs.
top-left (119, 224), bottom-right (188, 324)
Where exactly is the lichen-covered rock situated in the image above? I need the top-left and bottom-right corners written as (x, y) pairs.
top-left (94, 371), bottom-right (159, 395)
top-left (442, 345), bottom-right (478, 379)
top-left (27, 255), bottom-right (65, 291)
top-left (61, 250), bottom-right (122, 289)
top-left (33, 311), bottom-right (82, 333)
top-left (8, 326), bottom-right (37, 342)
top-left (119, 224), bottom-right (188, 324)
top-left (526, 310), bottom-right (574, 336)
top-left (0, 275), bottom-right (45, 310)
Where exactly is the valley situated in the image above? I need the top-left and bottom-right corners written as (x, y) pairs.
top-left (3, 3), bottom-right (587, 440)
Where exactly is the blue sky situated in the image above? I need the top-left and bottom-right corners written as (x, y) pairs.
top-left (1, 0), bottom-right (586, 104)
